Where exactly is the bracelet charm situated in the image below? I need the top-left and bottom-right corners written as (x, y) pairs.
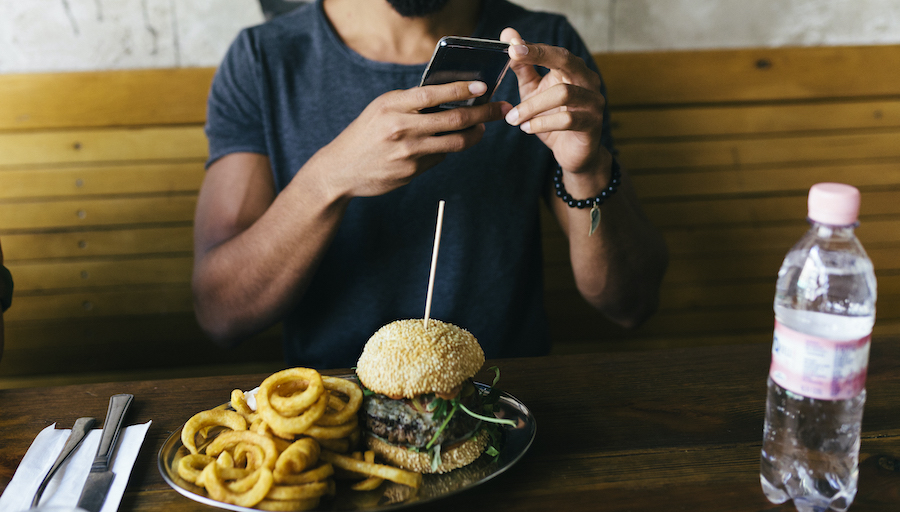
top-left (553, 158), bottom-right (621, 235)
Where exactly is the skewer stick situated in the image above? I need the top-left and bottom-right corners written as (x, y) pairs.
top-left (424, 200), bottom-right (446, 330)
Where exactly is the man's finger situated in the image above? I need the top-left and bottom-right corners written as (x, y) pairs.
top-left (420, 100), bottom-right (511, 136)
top-left (407, 81), bottom-right (488, 111)
top-left (506, 83), bottom-right (603, 127)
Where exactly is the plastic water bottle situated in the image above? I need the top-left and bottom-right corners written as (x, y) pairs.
top-left (760, 183), bottom-right (877, 512)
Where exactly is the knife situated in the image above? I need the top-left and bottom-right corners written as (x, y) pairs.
top-left (76, 393), bottom-right (134, 512)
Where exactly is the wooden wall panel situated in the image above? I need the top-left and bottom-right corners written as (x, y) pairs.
top-left (0, 67), bottom-right (215, 131)
top-left (0, 127), bottom-right (208, 166)
top-left (3, 45), bottom-right (900, 384)
top-left (0, 196), bottom-right (197, 230)
top-left (0, 162), bottom-right (205, 199)
top-left (594, 45), bottom-right (900, 106)
top-left (0, 227), bottom-right (193, 260)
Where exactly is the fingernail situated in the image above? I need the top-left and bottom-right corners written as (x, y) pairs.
top-left (520, 121), bottom-right (532, 134)
top-left (469, 81), bottom-right (487, 95)
top-left (511, 44), bottom-right (528, 57)
top-left (505, 107), bottom-right (519, 125)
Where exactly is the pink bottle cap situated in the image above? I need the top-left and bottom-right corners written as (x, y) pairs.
top-left (808, 183), bottom-right (860, 226)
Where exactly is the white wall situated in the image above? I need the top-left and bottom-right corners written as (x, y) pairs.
top-left (1, 0), bottom-right (899, 73)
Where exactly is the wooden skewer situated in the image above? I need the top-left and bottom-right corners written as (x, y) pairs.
top-left (423, 200), bottom-right (446, 330)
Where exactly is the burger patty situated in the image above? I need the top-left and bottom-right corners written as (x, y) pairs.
top-left (362, 388), bottom-right (482, 449)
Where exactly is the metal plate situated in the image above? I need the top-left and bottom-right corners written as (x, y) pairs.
top-left (158, 381), bottom-right (536, 511)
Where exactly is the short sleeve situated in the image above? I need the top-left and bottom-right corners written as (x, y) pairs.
top-left (204, 29), bottom-right (269, 168)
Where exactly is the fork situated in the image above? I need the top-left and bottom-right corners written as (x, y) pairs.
top-left (30, 417), bottom-right (96, 508)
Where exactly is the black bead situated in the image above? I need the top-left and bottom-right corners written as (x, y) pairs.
top-left (554, 160), bottom-right (619, 210)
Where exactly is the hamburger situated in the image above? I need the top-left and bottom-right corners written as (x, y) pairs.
top-left (355, 319), bottom-right (498, 474)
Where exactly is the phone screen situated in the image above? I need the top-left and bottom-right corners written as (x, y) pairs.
top-left (419, 37), bottom-right (511, 113)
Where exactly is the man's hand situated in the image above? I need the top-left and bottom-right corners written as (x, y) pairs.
top-left (500, 27), bottom-right (607, 177)
top-left (314, 80), bottom-right (511, 200)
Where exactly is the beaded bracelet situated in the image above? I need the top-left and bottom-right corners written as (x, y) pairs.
top-left (552, 157), bottom-right (621, 236)
top-left (552, 157), bottom-right (621, 209)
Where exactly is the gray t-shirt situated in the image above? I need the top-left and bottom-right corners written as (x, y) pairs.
top-left (205, 0), bottom-right (613, 368)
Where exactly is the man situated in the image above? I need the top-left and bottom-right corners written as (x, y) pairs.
top-left (192, 0), bottom-right (668, 368)
top-left (0, 239), bottom-right (11, 362)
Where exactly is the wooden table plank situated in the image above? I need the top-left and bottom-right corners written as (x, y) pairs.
top-left (1, 339), bottom-right (897, 511)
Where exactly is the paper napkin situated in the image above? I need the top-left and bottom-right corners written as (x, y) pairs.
top-left (0, 421), bottom-right (151, 512)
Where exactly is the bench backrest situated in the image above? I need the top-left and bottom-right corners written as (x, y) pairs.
top-left (1, 45), bottom-right (898, 382)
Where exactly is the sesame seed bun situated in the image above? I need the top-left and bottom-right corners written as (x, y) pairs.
top-left (356, 319), bottom-right (485, 398)
top-left (364, 429), bottom-right (490, 474)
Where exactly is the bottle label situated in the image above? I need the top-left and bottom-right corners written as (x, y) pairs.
top-left (769, 320), bottom-right (870, 400)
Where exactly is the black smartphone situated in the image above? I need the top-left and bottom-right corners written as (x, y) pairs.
top-left (419, 36), bottom-right (511, 113)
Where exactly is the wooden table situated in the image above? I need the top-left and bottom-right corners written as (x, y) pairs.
top-left (2, 339), bottom-right (899, 511)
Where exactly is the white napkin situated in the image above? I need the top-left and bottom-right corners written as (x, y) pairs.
top-left (0, 421), bottom-right (151, 512)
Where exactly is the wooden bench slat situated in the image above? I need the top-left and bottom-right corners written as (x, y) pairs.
top-left (1, 314), bottom-right (282, 378)
top-left (662, 219), bottom-right (900, 256)
top-left (0, 196), bottom-right (197, 230)
top-left (0, 227), bottom-right (193, 261)
top-left (8, 256), bottom-right (192, 292)
top-left (594, 45), bottom-right (900, 106)
top-left (543, 219), bottom-right (900, 260)
top-left (545, 246), bottom-right (898, 290)
top-left (640, 191), bottom-right (900, 228)
top-left (545, 296), bottom-right (900, 341)
top-left (0, 162), bottom-right (205, 199)
top-left (618, 130), bottom-right (900, 170)
top-left (4, 285), bottom-right (194, 322)
top-left (631, 160), bottom-right (900, 199)
top-left (0, 68), bottom-right (215, 131)
top-left (0, 126), bottom-right (207, 166)
top-left (611, 99), bottom-right (900, 139)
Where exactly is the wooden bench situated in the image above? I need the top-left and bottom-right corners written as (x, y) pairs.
top-left (1, 45), bottom-right (899, 386)
top-left (546, 44), bottom-right (900, 353)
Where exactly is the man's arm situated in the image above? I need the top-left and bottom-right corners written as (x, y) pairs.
top-left (501, 28), bottom-right (668, 328)
top-left (192, 81), bottom-right (510, 346)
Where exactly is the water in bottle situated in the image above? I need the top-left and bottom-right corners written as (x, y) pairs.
top-left (760, 183), bottom-right (877, 512)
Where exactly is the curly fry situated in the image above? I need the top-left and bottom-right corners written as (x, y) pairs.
top-left (266, 481), bottom-right (331, 501)
top-left (306, 417), bottom-right (358, 440)
top-left (350, 451), bottom-right (385, 491)
top-left (200, 463), bottom-right (273, 508)
top-left (256, 498), bottom-right (320, 511)
top-left (177, 454), bottom-right (214, 484)
top-left (259, 391), bottom-right (329, 438)
top-left (181, 409), bottom-right (247, 455)
top-left (273, 437), bottom-right (320, 483)
top-left (321, 450), bottom-right (422, 489)
top-left (206, 430), bottom-right (279, 470)
top-left (316, 376), bottom-right (363, 426)
top-left (259, 368), bottom-right (325, 415)
top-left (230, 389), bottom-right (253, 414)
top-left (275, 462), bottom-right (334, 486)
